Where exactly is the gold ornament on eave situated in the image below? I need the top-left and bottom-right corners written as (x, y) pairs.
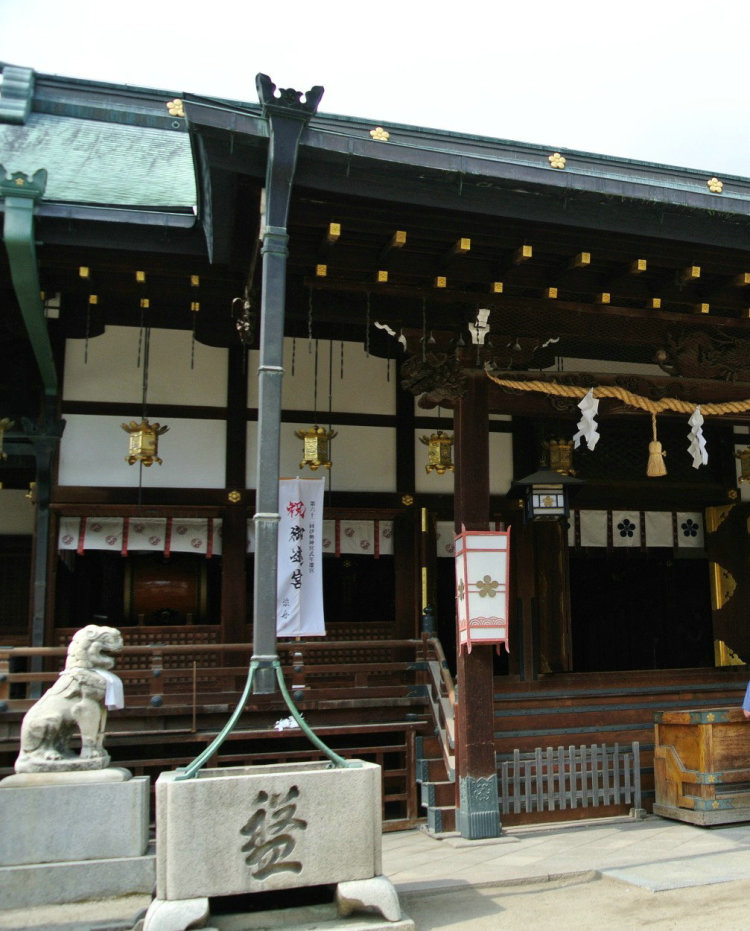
top-left (121, 418), bottom-right (169, 467)
top-left (0, 417), bottom-right (14, 460)
top-left (420, 430), bottom-right (455, 475)
top-left (295, 424), bottom-right (337, 470)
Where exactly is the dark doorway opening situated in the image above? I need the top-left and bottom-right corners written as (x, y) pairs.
top-left (570, 552), bottom-right (714, 672)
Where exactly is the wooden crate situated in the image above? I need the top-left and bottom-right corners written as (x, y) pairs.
top-left (654, 707), bottom-right (750, 825)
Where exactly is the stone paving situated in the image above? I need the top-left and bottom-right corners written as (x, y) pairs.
top-left (3, 814), bottom-right (750, 929)
top-left (382, 815), bottom-right (750, 892)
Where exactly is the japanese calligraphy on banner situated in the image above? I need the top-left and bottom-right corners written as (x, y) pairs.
top-left (277, 478), bottom-right (326, 637)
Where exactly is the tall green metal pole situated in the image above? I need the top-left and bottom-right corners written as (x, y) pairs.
top-left (251, 75), bottom-right (323, 693)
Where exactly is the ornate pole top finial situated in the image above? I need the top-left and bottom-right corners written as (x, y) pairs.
top-left (255, 73), bottom-right (324, 119)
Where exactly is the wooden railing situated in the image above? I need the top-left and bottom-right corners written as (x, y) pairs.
top-left (497, 742), bottom-right (643, 818)
top-left (423, 636), bottom-right (456, 781)
top-left (0, 638), bottom-right (427, 714)
top-left (0, 637), bottom-right (433, 830)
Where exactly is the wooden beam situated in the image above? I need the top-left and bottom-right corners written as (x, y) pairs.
top-left (513, 244), bottom-right (533, 264)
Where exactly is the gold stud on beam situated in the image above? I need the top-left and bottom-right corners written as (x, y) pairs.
top-left (514, 244), bottom-right (533, 264)
top-left (190, 274), bottom-right (200, 287)
top-left (135, 270), bottom-right (146, 284)
top-left (326, 222), bottom-right (341, 244)
top-left (630, 259), bottom-right (647, 274)
top-left (88, 294), bottom-right (98, 305)
top-left (78, 266), bottom-right (90, 279)
top-left (450, 237), bottom-right (471, 255)
top-left (694, 303), bottom-right (710, 315)
top-left (140, 298), bottom-right (149, 309)
top-left (190, 301), bottom-right (200, 312)
top-left (649, 297), bottom-right (662, 309)
top-left (545, 287), bottom-right (558, 299)
top-left (733, 273), bottom-right (750, 287)
top-left (380, 230), bottom-right (406, 262)
top-left (315, 264), bottom-right (327, 277)
top-left (680, 265), bottom-right (701, 283)
top-left (596, 292), bottom-right (611, 304)
top-left (571, 252), bottom-right (591, 268)
top-left (375, 270), bottom-right (389, 283)
top-left (491, 281), bottom-right (504, 293)
top-left (434, 276), bottom-right (447, 289)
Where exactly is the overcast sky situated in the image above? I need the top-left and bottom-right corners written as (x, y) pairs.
top-left (3, 0), bottom-right (750, 177)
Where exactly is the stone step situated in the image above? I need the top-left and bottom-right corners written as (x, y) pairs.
top-left (415, 734), bottom-right (443, 759)
top-left (426, 805), bottom-right (456, 834)
top-left (416, 757), bottom-right (448, 783)
top-left (420, 780), bottom-right (455, 808)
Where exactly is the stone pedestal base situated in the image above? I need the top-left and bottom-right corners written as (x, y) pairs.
top-left (0, 769), bottom-right (154, 907)
top-left (144, 761), bottom-right (406, 929)
top-left (455, 774), bottom-right (501, 840)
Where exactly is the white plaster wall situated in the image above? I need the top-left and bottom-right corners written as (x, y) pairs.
top-left (0, 489), bottom-right (34, 534)
top-left (63, 326), bottom-right (227, 406)
top-left (247, 339), bottom-right (395, 415)
top-left (490, 432), bottom-right (514, 495)
top-left (58, 415), bottom-right (226, 487)
top-left (247, 422), bottom-right (397, 493)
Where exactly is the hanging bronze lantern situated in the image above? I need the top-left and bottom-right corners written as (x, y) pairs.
top-left (545, 437), bottom-right (575, 475)
top-left (121, 418), bottom-right (169, 466)
top-left (0, 417), bottom-right (14, 461)
top-left (736, 447), bottom-right (750, 484)
top-left (420, 430), bottom-right (455, 475)
top-left (295, 424), bottom-right (337, 470)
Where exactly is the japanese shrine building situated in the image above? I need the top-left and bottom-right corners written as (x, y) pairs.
top-left (3, 62), bottom-right (750, 833)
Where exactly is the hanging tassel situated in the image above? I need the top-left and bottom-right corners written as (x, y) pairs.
top-left (647, 412), bottom-right (667, 477)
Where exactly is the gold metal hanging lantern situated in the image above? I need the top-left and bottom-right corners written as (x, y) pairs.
top-left (420, 429), bottom-right (455, 475)
top-left (121, 419), bottom-right (169, 467)
top-left (545, 437), bottom-right (575, 475)
top-left (0, 417), bottom-right (14, 460)
top-left (295, 424), bottom-right (337, 470)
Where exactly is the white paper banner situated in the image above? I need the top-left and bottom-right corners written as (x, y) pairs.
top-left (128, 518), bottom-right (167, 552)
top-left (676, 512), bottom-right (704, 548)
top-left (277, 478), bottom-right (326, 637)
top-left (339, 520), bottom-right (374, 555)
top-left (437, 521), bottom-right (457, 558)
top-left (579, 510), bottom-right (608, 548)
top-left (644, 511), bottom-right (673, 548)
top-left (612, 511), bottom-right (641, 548)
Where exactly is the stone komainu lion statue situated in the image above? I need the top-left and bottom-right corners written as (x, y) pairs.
top-left (14, 624), bottom-right (124, 774)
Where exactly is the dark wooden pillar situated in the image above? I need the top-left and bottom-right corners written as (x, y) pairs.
top-left (221, 345), bottom-right (248, 643)
top-left (453, 373), bottom-right (501, 838)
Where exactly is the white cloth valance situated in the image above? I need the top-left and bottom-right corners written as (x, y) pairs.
top-left (567, 510), bottom-right (704, 550)
top-left (60, 516), bottom-right (394, 558)
top-left (58, 517), bottom-right (222, 556)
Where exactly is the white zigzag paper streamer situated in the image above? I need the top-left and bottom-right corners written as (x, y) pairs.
top-left (573, 388), bottom-right (600, 450)
top-left (687, 406), bottom-right (708, 469)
